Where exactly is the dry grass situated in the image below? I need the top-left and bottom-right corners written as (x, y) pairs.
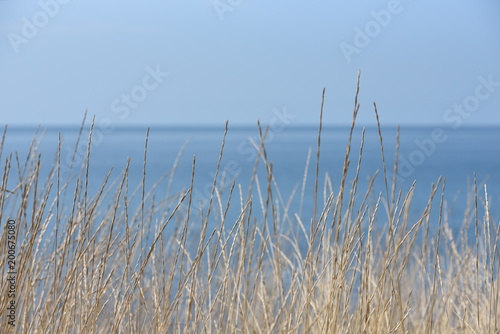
top-left (1, 74), bottom-right (499, 333)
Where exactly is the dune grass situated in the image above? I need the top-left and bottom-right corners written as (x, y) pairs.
top-left (1, 74), bottom-right (499, 333)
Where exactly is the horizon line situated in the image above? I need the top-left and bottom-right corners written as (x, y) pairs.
top-left (3, 122), bottom-right (500, 130)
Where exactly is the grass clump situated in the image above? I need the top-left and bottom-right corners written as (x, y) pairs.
top-left (1, 73), bottom-right (499, 333)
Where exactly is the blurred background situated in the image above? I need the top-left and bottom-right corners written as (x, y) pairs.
top-left (1, 1), bottom-right (500, 229)
top-left (1, 0), bottom-right (499, 127)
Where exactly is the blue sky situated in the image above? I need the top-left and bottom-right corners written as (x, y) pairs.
top-left (1, 0), bottom-right (499, 127)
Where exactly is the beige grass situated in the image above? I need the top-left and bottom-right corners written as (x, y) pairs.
top-left (1, 73), bottom-right (499, 333)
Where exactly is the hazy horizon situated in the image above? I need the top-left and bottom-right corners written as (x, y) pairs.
top-left (2, 1), bottom-right (500, 128)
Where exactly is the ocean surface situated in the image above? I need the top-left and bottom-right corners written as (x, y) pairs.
top-left (2, 125), bottom-right (499, 236)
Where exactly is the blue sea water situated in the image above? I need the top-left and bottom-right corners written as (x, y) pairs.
top-left (2, 125), bottom-right (499, 235)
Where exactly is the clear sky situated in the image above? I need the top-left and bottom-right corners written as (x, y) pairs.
top-left (1, 0), bottom-right (499, 127)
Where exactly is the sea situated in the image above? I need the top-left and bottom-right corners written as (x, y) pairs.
top-left (2, 125), bottom-right (499, 239)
